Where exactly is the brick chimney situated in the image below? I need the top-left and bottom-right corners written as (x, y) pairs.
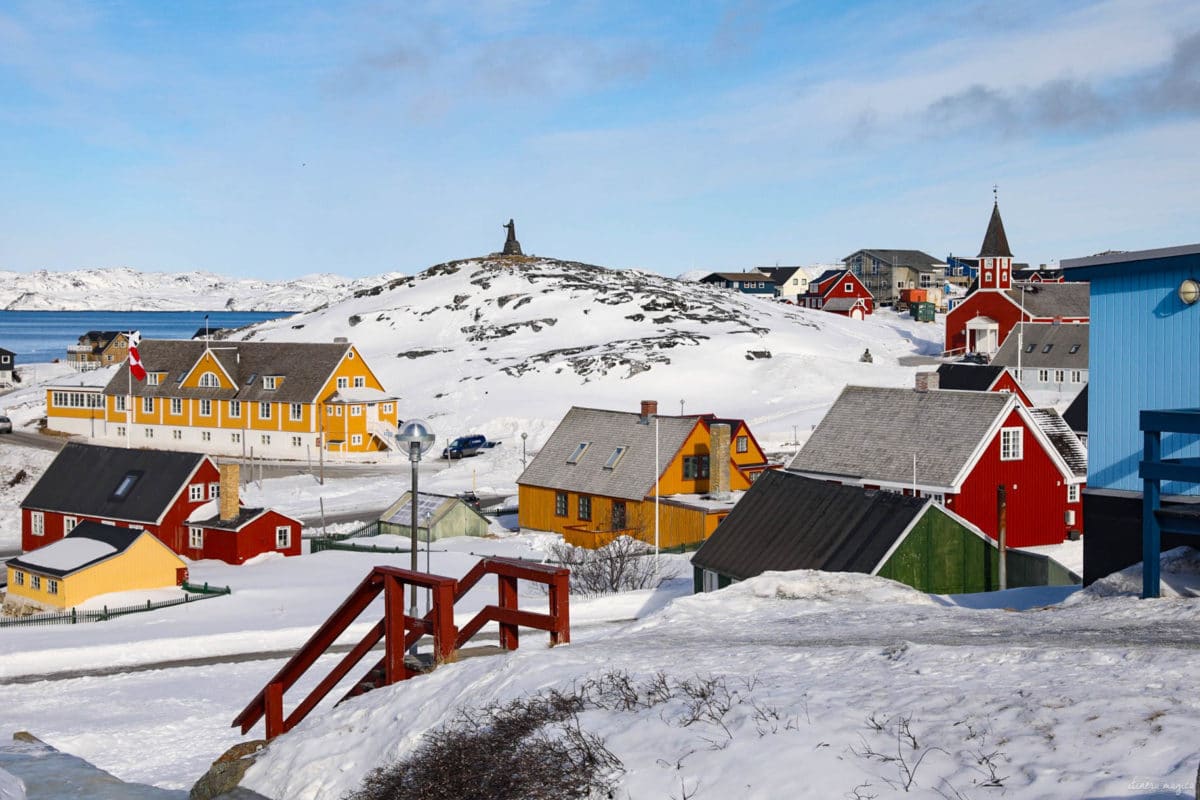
top-left (219, 462), bottom-right (240, 522)
top-left (639, 400), bottom-right (658, 424)
top-left (709, 423), bottom-right (731, 500)
top-left (915, 372), bottom-right (940, 393)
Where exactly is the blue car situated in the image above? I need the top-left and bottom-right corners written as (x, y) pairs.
top-left (442, 435), bottom-right (489, 459)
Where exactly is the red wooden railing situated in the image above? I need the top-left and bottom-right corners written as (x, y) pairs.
top-left (232, 557), bottom-right (570, 739)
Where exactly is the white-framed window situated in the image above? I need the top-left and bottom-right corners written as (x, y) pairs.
top-left (170, 397), bottom-right (182, 415)
top-left (63, 515), bottom-right (77, 534)
top-left (933, 493), bottom-right (945, 505)
top-left (263, 376), bottom-right (278, 390)
top-left (896, 281), bottom-right (904, 289)
top-left (232, 432), bottom-right (241, 444)
top-left (47, 579), bottom-right (59, 595)
top-left (567, 442), bottom-right (590, 464)
top-left (336, 377), bottom-right (348, 389)
top-left (189, 526), bottom-right (204, 549)
top-left (31, 575), bottom-right (41, 591)
top-left (382, 403), bottom-right (393, 414)
top-left (844, 282), bottom-right (853, 291)
top-left (147, 373), bottom-right (161, 386)
top-left (350, 405), bottom-right (362, 417)
top-left (173, 429), bottom-right (183, 440)
top-left (1038, 369), bottom-right (1050, 383)
top-left (199, 399), bottom-right (212, 416)
top-left (259, 402), bottom-right (271, 420)
top-left (736, 435), bottom-right (748, 453)
top-left (1054, 369), bottom-right (1065, 383)
top-left (1000, 427), bottom-right (1023, 461)
top-left (189, 485), bottom-right (204, 501)
top-left (351, 434), bottom-right (363, 445)
top-left (290, 403), bottom-right (303, 421)
top-left (116, 425), bottom-right (126, 437)
top-left (13, 570), bottom-right (23, 586)
top-left (261, 434), bottom-right (271, 445)
top-left (144, 428), bottom-right (154, 438)
top-left (1071, 370), bottom-right (1083, 383)
top-left (353, 376), bottom-right (365, 388)
top-left (142, 396), bottom-right (154, 414)
top-left (198, 372), bottom-right (220, 388)
top-left (276, 525), bottom-right (291, 548)
top-left (209, 482), bottom-right (220, 499)
top-left (292, 435), bottom-right (302, 447)
top-left (201, 430), bottom-right (211, 442)
top-left (1068, 484), bottom-right (1080, 503)
top-left (603, 446), bottom-right (627, 470)
top-left (984, 272), bottom-right (993, 283)
top-left (115, 395), bottom-right (127, 412)
top-left (229, 400), bottom-right (241, 418)
top-left (332, 406), bottom-right (342, 417)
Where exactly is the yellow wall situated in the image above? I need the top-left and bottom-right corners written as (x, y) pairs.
top-left (5, 534), bottom-right (185, 610)
top-left (181, 351), bottom-right (235, 389)
top-left (653, 421), bottom-right (763, 496)
top-left (518, 485), bottom-right (717, 549)
top-left (44, 390), bottom-right (105, 420)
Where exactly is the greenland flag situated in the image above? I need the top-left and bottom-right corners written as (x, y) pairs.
top-left (127, 331), bottom-right (147, 381)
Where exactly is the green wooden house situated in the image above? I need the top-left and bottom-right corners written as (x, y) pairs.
top-left (378, 491), bottom-right (492, 542)
top-left (691, 470), bottom-right (1078, 594)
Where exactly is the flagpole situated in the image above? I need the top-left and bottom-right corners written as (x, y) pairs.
top-left (126, 332), bottom-right (132, 449)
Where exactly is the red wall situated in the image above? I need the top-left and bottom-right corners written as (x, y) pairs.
top-left (820, 273), bottom-right (875, 314)
top-left (991, 372), bottom-right (1033, 407)
top-left (942, 408), bottom-right (1084, 547)
top-left (945, 291), bottom-right (1024, 354)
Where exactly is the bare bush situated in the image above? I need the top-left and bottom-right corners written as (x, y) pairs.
top-left (549, 536), bottom-right (664, 595)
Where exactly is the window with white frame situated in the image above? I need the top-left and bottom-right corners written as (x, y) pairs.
top-left (383, 403), bottom-right (393, 414)
top-left (115, 395), bottom-right (127, 412)
top-left (31, 575), bottom-right (41, 591)
top-left (200, 399), bottom-right (213, 416)
top-left (259, 402), bottom-right (272, 420)
top-left (170, 398), bottom-right (182, 415)
top-left (290, 403), bottom-right (303, 421)
top-left (189, 526), bottom-right (204, 549)
top-left (13, 571), bottom-right (23, 586)
top-left (209, 482), bottom-right (220, 499)
top-left (189, 484), bottom-right (204, 501)
top-left (351, 405), bottom-right (362, 416)
top-left (229, 400), bottom-right (241, 418)
top-left (1071, 370), bottom-right (1082, 383)
top-left (144, 428), bottom-right (154, 438)
top-left (337, 377), bottom-right (348, 389)
top-left (351, 434), bottom-right (363, 445)
top-left (263, 376), bottom-right (278, 390)
top-left (116, 425), bottom-right (126, 437)
top-left (147, 373), bottom-right (161, 386)
top-left (353, 376), bottom-right (365, 388)
top-left (1038, 369), bottom-right (1050, 383)
top-left (276, 525), bottom-right (291, 548)
top-left (202, 430), bottom-right (211, 441)
top-left (232, 432), bottom-right (241, 444)
top-left (736, 435), bottom-right (748, 453)
top-left (1054, 369), bottom-right (1065, 383)
top-left (292, 435), bottom-right (302, 447)
top-left (261, 434), bottom-right (271, 445)
top-left (1068, 484), bottom-right (1079, 503)
top-left (142, 396), bottom-right (154, 414)
top-left (1000, 427), bottom-right (1023, 461)
top-left (198, 372), bottom-right (220, 388)
top-left (332, 406), bottom-right (342, 417)
top-left (63, 515), bottom-right (77, 534)
top-left (48, 579), bottom-right (59, 595)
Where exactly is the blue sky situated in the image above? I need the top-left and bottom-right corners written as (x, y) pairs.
top-left (2, 0), bottom-right (1199, 279)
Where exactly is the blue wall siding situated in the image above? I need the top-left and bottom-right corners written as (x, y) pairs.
top-left (1083, 256), bottom-right (1200, 492)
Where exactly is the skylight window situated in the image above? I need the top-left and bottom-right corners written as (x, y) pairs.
top-left (566, 442), bottom-right (591, 464)
top-left (1023, 344), bottom-right (1035, 353)
top-left (603, 446), bottom-right (627, 470)
top-left (1042, 344), bottom-right (1053, 353)
top-left (110, 470), bottom-right (143, 501)
top-left (1069, 344), bottom-right (1080, 354)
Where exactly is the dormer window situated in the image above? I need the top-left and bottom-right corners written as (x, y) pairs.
top-left (147, 373), bottom-right (162, 386)
top-left (566, 442), bottom-right (591, 464)
top-left (199, 372), bottom-right (220, 388)
top-left (263, 376), bottom-right (280, 390)
top-left (603, 446), bottom-right (627, 470)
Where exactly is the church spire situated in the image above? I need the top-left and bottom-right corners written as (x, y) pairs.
top-left (976, 195), bottom-right (1014, 290)
top-left (978, 200), bottom-right (1013, 258)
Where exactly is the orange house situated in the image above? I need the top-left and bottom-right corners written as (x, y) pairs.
top-left (517, 401), bottom-right (778, 549)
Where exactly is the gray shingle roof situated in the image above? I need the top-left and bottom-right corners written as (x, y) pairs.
top-left (823, 297), bottom-right (867, 312)
top-left (691, 471), bottom-right (930, 580)
top-left (1004, 283), bottom-right (1090, 319)
top-left (22, 443), bottom-right (209, 523)
top-left (844, 250), bottom-right (947, 271)
top-left (787, 386), bottom-right (1015, 488)
top-left (518, 407), bottom-right (702, 500)
top-left (104, 340), bottom-right (355, 403)
top-left (1027, 408), bottom-right (1087, 478)
top-left (991, 323), bottom-right (1089, 369)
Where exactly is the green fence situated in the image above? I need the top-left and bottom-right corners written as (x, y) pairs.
top-left (0, 582), bottom-right (231, 628)
top-left (310, 521), bottom-right (398, 554)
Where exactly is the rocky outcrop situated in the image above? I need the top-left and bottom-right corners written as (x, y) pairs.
top-left (189, 740), bottom-right (268, 800)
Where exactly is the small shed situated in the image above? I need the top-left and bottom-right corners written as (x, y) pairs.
top-left (379, 491), bottom-right (491, 542)
top-left (5, 521), bottom-right (186, 612)
top-left (691, 471), bottom-right (1078, 594)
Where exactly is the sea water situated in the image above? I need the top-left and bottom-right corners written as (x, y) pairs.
top-left (0, 311), bottom-right (293, 364)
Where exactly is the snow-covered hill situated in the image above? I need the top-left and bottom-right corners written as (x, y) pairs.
top-left (0, 267), bottom-right (402, 311)
top-left (229, 253), bottom-right (944, 446)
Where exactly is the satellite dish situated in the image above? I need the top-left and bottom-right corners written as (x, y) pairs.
top-left (396, 418), bottom-right (436, 454)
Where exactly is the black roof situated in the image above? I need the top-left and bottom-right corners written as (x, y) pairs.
top-left (691, 471), bottom-right (930, 580)
top-left (1063, 384), bottom-right (1088, 434)
top-left (22, 442), bottom-right (209, 523)
top-left (935, 364), bottom-right (1005, 391)
top-left (978, 202), bottom-right (1014, 258)
top-left (8, 521), bottom-right (144, 577)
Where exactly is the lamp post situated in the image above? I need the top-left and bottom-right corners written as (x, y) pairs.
top-left (521, 432), bottom-right (528, 470)
top-left (396, 419), bottom-right (435, 644)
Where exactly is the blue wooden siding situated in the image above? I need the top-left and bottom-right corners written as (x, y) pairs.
top-left (1077, 255), bottom-right (1200, 492)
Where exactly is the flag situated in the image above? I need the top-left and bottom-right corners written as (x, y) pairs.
top-left (127, 331), bottom-right (147, 381)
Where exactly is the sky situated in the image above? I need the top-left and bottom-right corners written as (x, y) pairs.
top-left (2, 0), bottom-right (1200, 280)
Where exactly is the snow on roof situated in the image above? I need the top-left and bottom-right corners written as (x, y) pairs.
top-left (327, 387), bottom-right (397, 403)
top-left (15, 537), bottom-right (117, 572)
top-left (46, 367), bottom-right (117, 389)
top-left (187, 499), bottom-right (219, 523)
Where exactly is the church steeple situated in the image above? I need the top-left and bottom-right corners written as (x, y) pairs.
top-left (977, 194), bottom-right (1013, 290)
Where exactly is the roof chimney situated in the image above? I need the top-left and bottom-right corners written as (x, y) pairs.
top-left (915, 372), bottom-right (940, 393)
top-left (639, 400), bottom-right (658, 424)
top-left (709, 423), bottom-right (731, 500)
top-left (219, 462), bottom-right (240, 522)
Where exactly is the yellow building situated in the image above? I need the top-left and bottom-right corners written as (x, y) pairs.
top-left (517, 401), bottom-right (777, 549)
top-left (5, 521), bottom-right (186, 611)
top-left (45, 339), bottom-right (400, 459)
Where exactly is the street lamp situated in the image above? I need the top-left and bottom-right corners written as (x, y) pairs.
top-left (521, 432), bottom-right (528, 470)
top-left (396, 419), bottom-right (435, 642)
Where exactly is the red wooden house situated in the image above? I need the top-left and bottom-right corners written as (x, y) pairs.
top-left (801, 269), bottom-right (874, 319)
top-left (787, 385), bottom-right (1086, 547)
top-left (945, 202), bottom-right (1088, 356)
top-left (21, 442), bottom-right (301, 564)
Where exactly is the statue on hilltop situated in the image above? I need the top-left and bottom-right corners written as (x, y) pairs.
top-left (502, 219), bottom-right (523, 256)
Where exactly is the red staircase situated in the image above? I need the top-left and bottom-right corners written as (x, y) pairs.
top-left (232, 557), bottom-right (570, 739)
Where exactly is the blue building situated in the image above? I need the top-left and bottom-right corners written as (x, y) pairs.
top-left (698, 272), bottom-right (777, 295)
top-left (1061, 244), bottom-right (1200, 586)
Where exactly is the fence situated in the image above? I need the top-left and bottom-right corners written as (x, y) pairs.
top-left (0, 581), bottom-right (231, 628)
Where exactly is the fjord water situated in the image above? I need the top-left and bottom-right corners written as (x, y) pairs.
top-left (0, 310), bottom-right (293, 363)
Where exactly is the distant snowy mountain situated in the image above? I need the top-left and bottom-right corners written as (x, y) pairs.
top-left (0, 267), bottom-right (402, 311)
top-left (228, 254), bottom-right (945, 445)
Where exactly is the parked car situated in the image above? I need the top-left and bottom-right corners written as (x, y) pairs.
top-left (442, 434), bottom-right (491, 459)
top-left (961, 352), bottom-right (990, 365)
top-left (0, 416), bottom-right (11, 434)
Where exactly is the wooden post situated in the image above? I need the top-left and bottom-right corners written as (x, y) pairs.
top-left (432, 581), bottom-right (457, 664)
top-left (498, 574), bottom-right (519, 650)
top-left (997, 485), bottom-right (1007, 591)
top-left (549, 570), bottom-right (570, 646)
top-left (265, 682), bottom-right (284, 740)
top-left (383, 574), bottom-right (410, 683)
top-left (1142, 429), bottom-right (1162, 599)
